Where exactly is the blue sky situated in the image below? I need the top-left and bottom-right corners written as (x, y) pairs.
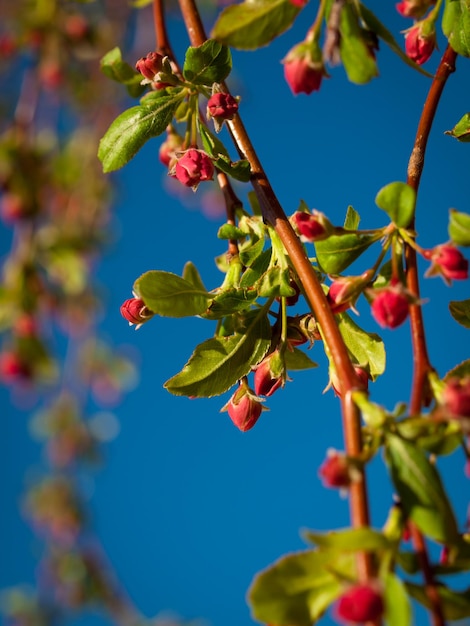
top-left (1, 3), bottom-right (470, 626)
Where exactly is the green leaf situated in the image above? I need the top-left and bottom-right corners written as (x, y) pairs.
top-left (217, 224), bottom-right (246, 240)
top-left (211, 0), bottom-right (302, 50)
top-left (240, 248), bottom-right (271, 286)
top-left (442, 0), bottom-right (470, 57)
top-left (183, 40), bottom-right (232, 85)
top-left (385, 434), bottom-right (460, 544)
top-left (359, 3), bottom-right (433, 76)
top-left (198, 122), bottom-right (251, 182)
top-left (182, 261), bottom-right (207, 292)
top-left (314, 230), bottom-right (379, 274)
top-left (205, 287), bottom-right (258, 317)
top-left (164, 308), bottom-right (271, 397)
top-left (257, 267), bottom-right (295, 298)
top-left (303, 527), bottom-right (391, 553)
top-left (448, 208), bottom-right (470, 246)
top-left (284, 348), bottom-right (318, 371)
top-left (338, 3), bottom-right (378, 84)
top-left (337, 313), bottom-right (385, 379)
top-left (445, 112), bottom-right (470, 142)
top-left (384, 573), bottom-right (412, 626)
top-left (248, 550), bottom-right (344, 626)
top-left (449, 299), bottom-right (470, 328)
top-left (100, 47), bottom-right (145, 97)
top-left (134, 270), bottom-right (212, 318)
top-left (445, 358), bottom-right (470, 380)
top-left (406, 582), bottom-right (470, 620)
top-left (343, 205), bottom-right (360, 230)
top-left (375, 182), bottom-right (416, 228)
top-left (98, 94), bottom-right (183, 172)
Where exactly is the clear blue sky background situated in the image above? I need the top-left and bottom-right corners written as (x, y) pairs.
top-left (1, 3), bottom-right (470, 626)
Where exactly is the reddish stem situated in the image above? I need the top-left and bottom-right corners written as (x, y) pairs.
top-left (153, 0), bottom-right (175, 58)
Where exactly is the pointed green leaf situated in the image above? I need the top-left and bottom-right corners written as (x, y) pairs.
top-left (98, 94), bottom-right (183, 172)
top-left (314, 230), bottom-right (379, 274)
top-left (449, 299), bottom-right (470, 328)
top-left (248, 550), bottom-right (344, 626)
top-left (182, 261), bottom-right (207, 292)
top-left (445, 358), bottom-right (470, 380)
top-left (199, 121), bottom-right (251, 182)
top-left (344, 205), bottom-right (360, 230)
top-left (384, 573), bottom-right (412, 626)
top-left (406, 582), bottom-right (470, 620)
top-left (445, 112), bottom-right (470, 142)
top-left (183, 40), bottom-right (232, 85)
top-left (211, 0), bottom-right (302, 50)
top-left (375, 182), bottom-right (416, 228)
top-left (284, 348), bottom-right (318, 371)
top-left (205, 287), bottom-right (258, 317)
top-left (448, 209), bottom-right (470, 246)
top-left (164, 309), bottom-right (271, 397)
top-left (359, 3), bottom-right (433, 76)
top-left (258, 267), bottom-right (295, 298)
top-left (385, 434), bottom-right (460, 543)
top-left (337, 313), bottom-right (385, 379)
top-left (442, 0), bottom-right (470, 57)
top-left (240, 248), bottom-right (271, 286)
top-left (303, 527), bottom-right (391, 553)
top-left (100, 47), bottom-right (145, 97)
top-left (217, 224), bottom-right (247, 240)
top-left (134, 270), bottom-right (212, 318)
top-left (338, 3), bottom-right (378, 84)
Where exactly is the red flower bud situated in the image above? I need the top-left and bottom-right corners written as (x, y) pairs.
top-left (0, 351), bottom-right (32, 383)
top-left (292, 210), bottom-right (331, 242)
top-left (405, 23), bottom-right (436, 65)
top-left (135, 52), bottom-right (165, 81)
top-left (425, 244), bottom-right (468, 283)
top-left (225, 383), bottom-right (263, 432)
top-left (254, 351), bottom-right (285, 397)
top-left (396, 0), bottom-right (435, 18)
top-left (335, 583), bottom-right (384, 624)
top-left (173, 149), bottom-right (214, 189)
top-left (369, 283), bottom-right (411, 329)
top-left (318, 450), bottom-right (359, 489)
top-left (330, 366), bottom-right (369, 397)
top-left (282, 43), bottom-right (325, 95)
top-left (207, 92), bottom-right (239, 121)
top-left (120, 298), bottom-right (154, 327)
top-left (443, 377), bottom-right (470, 419)
top-left (159, 130), bottom-right (184, 167)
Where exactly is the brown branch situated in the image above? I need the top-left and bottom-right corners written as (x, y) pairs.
top-left (177, 0), bottom-right (374, 582)
top-left (404, 44), bottom-right (458, 626)
top-left (153, 0), bottom-right (175, 58)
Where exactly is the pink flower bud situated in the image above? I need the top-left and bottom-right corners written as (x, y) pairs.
top-left (159, 130), bottom-right (184, 167)
top-left (254, 351), bottom-right (285, 397)
top-left (369, 283), bottom-right (411, 329)
top-left (335, 583), bottom-right (384, 624)
top-left (330, 366), bottom-right (369, 397)
top-left (292, 210), bottom-right (331, 242)
top-left (327, 280), bottom-right (352, 314)
top-left (443, 377), bottom-right (470, 419)
top-left (226, 383), bottom-right (263, 432)
top-left (318, 450), bottom-right (358, 489)
top-left (0, 351), bottom-right (31, 383)
top-left (173, 149), bottom-right (214, 189)
top-left (120, 298), bottom-right (154, 327)
top-left (425, 244), bottom-right (469, 283)
top-left (405, 23), bottom-right (436, 65)
top-left (396, 0), bottom-right (435, 18)
top-left (207, 92), bottom-right (239, 121)
top-left (135, 52), bottom-right (165, 82)
top-left (283, 43), bottom-right (325, 95)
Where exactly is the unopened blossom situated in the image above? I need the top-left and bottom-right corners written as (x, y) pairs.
top-left (424, 244), bottom-right (469, 283)
top-left (396, 0), bottom-right (435, 18)
top-left (335, 583), bottom-right (384, 624)
top-left (207, 92), bottom-right (239, 121)
top-left (173, 149), bottom-right (214, 190)
top-left (405, 22), bottom-right (436, 65)
top-left (135, 51), bottom-right (165, 82)
top-left (159, 129), bottom-right (184, 167)
top-left (283, 42), bottom-right (325, 95)
top-left (120, 297), bottom-right (154, 328)
top-left (292, 210), bottom-right (331, 242)
top-left (368, 283), bottom-right (412, 329)
top-left (443, 377), bottom-right (470, 419)
top-left (225, 383), bottom-right (264, 432)
top-left (318, 450), bottom-right (358, 489)
top-left (254, 351), bottom-right (285, 397)
top-left (330, 366), bottom-right (369, 397)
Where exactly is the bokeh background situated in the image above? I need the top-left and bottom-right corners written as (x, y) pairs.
top-left (1, 3), bottom-right (470, 626)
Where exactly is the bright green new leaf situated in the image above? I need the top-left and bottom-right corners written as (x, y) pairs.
top-left (384, 573), bottom-right (412, 626)
top-left (338, 3), bottom-right (378, 84)
top-left (284, 348), bottom-right (318, 371)
top-left (406, 582), bottom-right (470, 620)
top-left (98, 94), bottom-right (183, 172)
top-left (449, 299), bottom-right (470, 328)
top-left (442, 0), bottom-right (470, 57)
top-left (183, 40), bottom-right (232, 85)
top-left (199, 122), bottom-right (251, 182)
top-left (385, 434), bottom-right (460, 544)
top-left (445, 112), bottom-right (470, 142)
top-left (217, 224), bottom-right (246, 240)
top-left (303, 527), bottom-right (392, 553)
top-left (445, 358), bottom-right (470, 380)
top-left (211, 0), bottom-right (301, 50)
top-left (205, 287), bottom-right (258, 317)
top-left (248, 550), bottom-right (344, 626)
top-left (164, 309), bottom-right (271, 397)
top-left (100, 47), bottom-right (145, 97)
top-left (448, 209), bottom-right (470, 246)
top-left (240, 248), bottom-right (271, 286)
top-left (359, 3), bottom-right (433, 76)
top-left (375, 182), bottom-right (416, 228)
top-left (343, 205), bottom-right (361, 230)
top-left (258, 267), bottom-right (295, 298)
top-left (182, 261), bottom-right (207, 292)
top-left (337, 313), bottom-right (385, 379)
top-left (134, 270), bottom-right (212, 318)
top-left (314, 230), bottom-right (379, 274)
